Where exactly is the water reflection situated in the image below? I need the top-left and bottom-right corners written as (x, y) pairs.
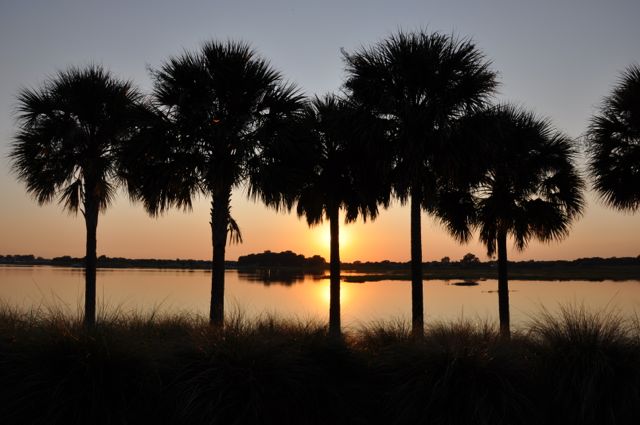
top-left (1, 266), bottom-right (639, 329)
top-left (237, 269), bottom-right (324, 286)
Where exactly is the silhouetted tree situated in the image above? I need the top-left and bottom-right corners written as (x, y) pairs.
top-left (9, 65), bottom-right (144, 326)
top-left (460, 253), bottom-right (480, 265)
top-left (125, 41), bottom-right (304, 326)
top-left (468, 104), bottom-right (584, 337)
top-left (250, 95), bottom-right (389, 337)
top-left (343, 30), bottom-right (497, 335)
top-left (586, 64), bottom-right (640, 212)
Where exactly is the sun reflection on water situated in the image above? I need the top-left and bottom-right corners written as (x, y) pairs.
top-left (317, 278), bottom-right (350, 307)
top-left (2, 267), bottom-right (639, 329)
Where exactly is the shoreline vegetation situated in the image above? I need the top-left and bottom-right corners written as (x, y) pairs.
top-left (2, 251), bottom-right (640, 281)
top-left (1, 305), bottom-right (639, 425)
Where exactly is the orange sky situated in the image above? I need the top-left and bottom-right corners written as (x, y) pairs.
top-left (0, 179), bottom-right (638, 262)
top-left (0, 1), bottom-right (639, 263)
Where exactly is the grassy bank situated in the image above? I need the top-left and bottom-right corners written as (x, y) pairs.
top-left (1, 307), bottom-right (639, 425)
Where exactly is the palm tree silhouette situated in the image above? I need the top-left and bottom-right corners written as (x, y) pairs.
top-left (9, 65), bottom-right (144, 326)
top-left (343, 30), bottom-right (497, 335)
top-left (125, 41), bottom-right (305, 326)
top-left (586, 64), bottom-right (640, 212)
top-left (466, 104), bottom-right (584, 338)
top-left (250, 95), bottom-right (389, 337)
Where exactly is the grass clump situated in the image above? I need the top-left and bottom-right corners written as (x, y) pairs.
top-left (0, 305), bottom-right (639, 424)
top-left (359, 320), bottom-right (535, 425)
top-left (528, 306), bottom-right (640, 425)
top-left (0, 307), bottom-right (164, 425)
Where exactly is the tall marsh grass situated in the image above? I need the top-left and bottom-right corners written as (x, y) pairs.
top-left (1, 305), bottom-right (639, 424)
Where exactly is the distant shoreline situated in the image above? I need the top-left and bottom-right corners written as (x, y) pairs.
top-left (336, 265), bottom-right (640, 282)
top-left (2, 254), bottom-right (640, 282)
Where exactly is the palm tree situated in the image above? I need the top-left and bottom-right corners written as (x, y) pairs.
top-left (125, 41), bottom-right (305, 326)
top-left (467, 104), bottom-right (585, 338)
top-left (343, 30), bottom-right (498, 335)
top-left (9, 65), bottom-right (144, 326)
top-left (249, 95), bottom-right (389, 337)
top-left (586, 64), bottom-right (640, 212)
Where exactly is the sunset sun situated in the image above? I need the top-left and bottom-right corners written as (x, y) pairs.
top-left (314, 224), bottom-right (350, 257)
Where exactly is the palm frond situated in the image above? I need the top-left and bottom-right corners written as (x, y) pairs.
top-left (9, 64), bottom-right (144, 214)
top-left (586, 64), bottom-right (640, 212)
top-left (59, 178), bottom-right (83, 213)
top-left (137, 40), bottom-right (305, 221)
top-left (343, 29), bottom-right (498, 241)
top-left (227, 216), bottom-right (243, 245)
top-left (466, 103), bottom-right (585, 256)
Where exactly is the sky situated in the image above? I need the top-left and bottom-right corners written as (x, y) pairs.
top-left (0, 0), bottom-right (639, 262)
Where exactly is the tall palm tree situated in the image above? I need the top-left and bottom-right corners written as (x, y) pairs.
top-left (343, 30), bottom-right (497, 335)
top-left (467, 104), bottom-right (584, 338)
top-left (249, 95), bottom-right (389, 337)
top-left (586, 64), bottom-right (640, 212)
top-left (124, 41), bottom-right (305, 326)
top-left (9, 65), bottom-right (144, 326)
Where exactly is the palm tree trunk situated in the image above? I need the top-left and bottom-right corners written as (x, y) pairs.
top-left (410, 185), bottom-right (424, 337)
top-left (83, 196), bottom-right (99, 327)
top-left (328, 205), bottom-right (341, 338)
top-left (210, 188), bottom-right (231, 327)
top-left (497, 231), bottom-right (510, 338)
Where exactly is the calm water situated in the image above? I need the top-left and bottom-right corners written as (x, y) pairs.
top-left (1, 265), bottom-right (640, 329)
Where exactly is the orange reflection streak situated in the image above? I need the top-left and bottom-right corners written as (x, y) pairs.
top-left (317, 277), bottom-right (350, 308)
top-left (2, 268), bottom-right (640, 328)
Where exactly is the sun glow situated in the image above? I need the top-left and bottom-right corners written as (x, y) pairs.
top-left (321, 227), bottom-right (349, 248)
top-left (313, 224), bottom-right (350, 258)
top-left (318, 280), bottom-right (350, 307)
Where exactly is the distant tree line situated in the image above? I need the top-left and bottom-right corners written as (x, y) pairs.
top-left (0, 254), bottom-right (46, 264)
top-left (342, 255), bottom-right (640, 270)
top-left (3, 252), bottom-right (639, 270)
top-left (0, 254), bottom-right (236, 269)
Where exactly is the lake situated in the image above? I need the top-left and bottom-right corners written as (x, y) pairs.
top-left (1, 265), bottom-right (639, 329)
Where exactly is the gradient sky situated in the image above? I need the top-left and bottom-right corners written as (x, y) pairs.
top-left (0, 0), bottom-right (639, 262)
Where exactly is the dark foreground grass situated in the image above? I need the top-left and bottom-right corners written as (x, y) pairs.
top-left (1, 306), bottom-right (639, 425)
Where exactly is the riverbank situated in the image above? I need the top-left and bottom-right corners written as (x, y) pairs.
top-left (338, 263), bottom-right (640, 282)
top-left (1, 307), bottom-right (638, 424)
